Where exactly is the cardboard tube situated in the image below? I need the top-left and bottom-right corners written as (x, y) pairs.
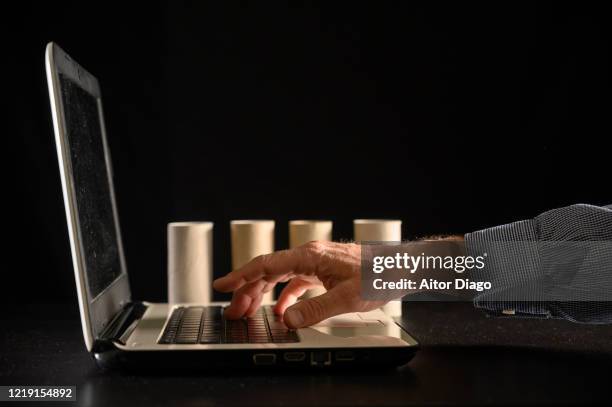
top-left (289, 220), bottom-right (333, 248)
top-left (230, 220), bottom-right (275, 304)
top-left (353, 219), bottom-right (403, 317)
top-left (289, 220), bottom-right (332, 298)
top-left (167, 222), bottom-right (213, 305)
top-left (354, 219), bottom-right (402, 242)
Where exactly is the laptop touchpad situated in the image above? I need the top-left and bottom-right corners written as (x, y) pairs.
top-left (312, 313), bottom-right (383, 328)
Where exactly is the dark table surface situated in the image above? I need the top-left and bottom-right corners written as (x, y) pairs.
top-left (1, 301), bottom-right (611, 406)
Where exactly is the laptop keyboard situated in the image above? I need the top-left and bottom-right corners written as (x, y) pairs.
top-left (158, 305), bottom-right (300, 344)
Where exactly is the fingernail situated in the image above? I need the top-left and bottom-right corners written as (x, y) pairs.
top-left (285, 308), bottom-right (304, 328)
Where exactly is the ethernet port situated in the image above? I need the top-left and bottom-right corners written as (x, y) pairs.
top-left (310, 351), bottom-right (332, 366)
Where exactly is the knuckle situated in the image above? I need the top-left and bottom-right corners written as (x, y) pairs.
top-left (244, 254), bottom-right (270, 280)
top-left (253, 254), bottom-right (267, 264)
top-left (303, 240), bottom-right (326, 256)
top-left (253, 254), bottom-right (268, 269)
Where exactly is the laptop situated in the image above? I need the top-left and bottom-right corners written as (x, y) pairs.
top-left (45, 42), bottom-right (418, 369)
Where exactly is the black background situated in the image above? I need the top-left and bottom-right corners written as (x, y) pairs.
top-left (8, 1), bottom-right (610, 305)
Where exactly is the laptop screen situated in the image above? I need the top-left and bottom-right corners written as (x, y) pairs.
top-left (59, 73), bottom-right (123, 299)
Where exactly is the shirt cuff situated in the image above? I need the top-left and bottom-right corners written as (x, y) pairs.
top-left (465, 219), bottom-right (551, 318)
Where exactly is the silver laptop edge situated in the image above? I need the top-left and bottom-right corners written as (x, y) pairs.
top-left (46, 42), bottom-right (131, 351)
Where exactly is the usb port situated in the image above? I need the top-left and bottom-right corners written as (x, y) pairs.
top-left (335, 351), bottom-right (355, 361)
top-left (253, 353), bottom-right (276, 365)
top-left (310, 351), bottom-right (331, 366)
top-left (284, 352), bottom-right (306, 362)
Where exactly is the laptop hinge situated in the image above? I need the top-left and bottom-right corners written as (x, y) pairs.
top-left (98, 301), bottom-right (147, 345)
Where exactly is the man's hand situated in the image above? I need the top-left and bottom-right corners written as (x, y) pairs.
top-left (213, 241), bottom-right (387, 329)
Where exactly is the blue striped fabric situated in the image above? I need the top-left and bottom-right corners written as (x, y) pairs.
top-left (465, 204), bottom-right (612, 324)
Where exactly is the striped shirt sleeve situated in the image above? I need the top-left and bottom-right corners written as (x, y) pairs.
top-left (465, 204), bottom-right (612, 324)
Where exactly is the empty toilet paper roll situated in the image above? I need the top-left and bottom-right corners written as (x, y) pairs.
top-left (167, 222), bottom-right (214, 305)
top-left (230, 220), bottom-right (275, 304)
top-left (354, 219), bottom-right (403, 317)
top-left (289, 220), bottom-right (333, 247)
top-left (289, 220), bottom-right (333, 299)
top-left (354, 219), bottom-right (402, 242)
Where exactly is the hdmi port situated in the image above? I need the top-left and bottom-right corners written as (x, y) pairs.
top-left (284, 352), bottom-right (306, 362)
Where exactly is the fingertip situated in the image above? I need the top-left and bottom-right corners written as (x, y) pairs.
top-left (212, 278), bottom-right (224, 291)
top-left (223, 295), bottom-right (251, 319)
top-left (273, 302), bottom-right (284, 315)
top-left (212, 275), bottom-right (231, 290)
top-left (274, 291), bottom-right (298, 316)
top-left (222, 306), bottom-right (240, 320)
top-left (274, 300), bottom-right (292, 317)
top-left (245, 295), bottom-right (263, 317)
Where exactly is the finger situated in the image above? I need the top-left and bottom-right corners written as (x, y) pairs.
top-left (223, 279), bottom-right (267, 319)
top-left (213, 247), bottom-right (318, 293)
top-left (283, 284), bottom-right (354, 329)
top-left (244, 293), bottom-right (263, 318)
top-left (274, 278), bottom-right (321, 316)
top-left (223, 291), bottom-right (253, 320)
top-left (224, 279), bottom-right (278, 319)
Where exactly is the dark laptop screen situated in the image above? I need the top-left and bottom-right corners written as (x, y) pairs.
top-left (59, 73), bottom-right (123, 299)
